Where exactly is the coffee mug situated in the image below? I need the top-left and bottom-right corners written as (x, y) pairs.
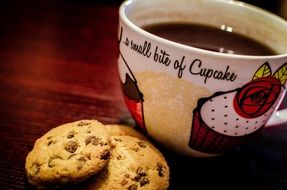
top-left (117, 0), bottom-right (287, 157)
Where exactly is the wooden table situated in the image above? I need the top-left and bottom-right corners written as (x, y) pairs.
top-left (0, 1), bottom-right (287, 189)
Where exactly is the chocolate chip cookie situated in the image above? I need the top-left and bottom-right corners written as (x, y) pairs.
top-left (25, 120), bottom-right (111, 189)
top-left (82, 135), bottom-right (170, 190)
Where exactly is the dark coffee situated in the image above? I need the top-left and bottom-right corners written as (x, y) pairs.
top-left (142, 23), bottom-right (277, 56)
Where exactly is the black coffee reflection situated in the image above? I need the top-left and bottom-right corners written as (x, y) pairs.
top-left (142, 23), bottom-right (277, 56)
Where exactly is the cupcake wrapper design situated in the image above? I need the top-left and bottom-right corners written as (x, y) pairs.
top-left (189, 62), bottom-right (287, 154)
top-left (189, 96), bottom-right (250, 154)
top-left (124, 96), bottom-right (146, 131)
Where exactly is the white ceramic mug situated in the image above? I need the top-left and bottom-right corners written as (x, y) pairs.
top-left (118, 0), bottom-right (287, 157)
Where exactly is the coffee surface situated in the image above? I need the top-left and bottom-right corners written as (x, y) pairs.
top-left (142, 23), bottom-right (277, 56)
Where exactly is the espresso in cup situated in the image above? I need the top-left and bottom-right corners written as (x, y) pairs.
top-left (142, 23), bottom-right (277, 56)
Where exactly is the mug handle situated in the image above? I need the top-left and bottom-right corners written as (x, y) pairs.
top-left (265, 108), bottom-right (287, 127)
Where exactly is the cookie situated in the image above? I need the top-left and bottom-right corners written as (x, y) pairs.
top-left (105, 124), bottom-right (147, 141)
top-left (105, 124), bottom-right (166, 161)
top-left (82, 135), bottom-right (170, 190)
top-left (25, 120), bottom-right (111, 189)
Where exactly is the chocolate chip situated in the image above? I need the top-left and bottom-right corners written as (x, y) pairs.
top-left (134, 167), bottom-right (147, 182)
top-left (100, 168), bottom-right (108, 176)
top-left (77, 165), bottom-right (83, 170)
top-left (100, 149), bottom-right (110, 160)
top-left (136, 167), bottom-right (146, 177)
top-left (137, 141), bottom-right (146, 148)
top-left (78, 157), bottom-right (87, 162)
top-left (85, 153), bottom-right (91, 160)
top-left (157, 162), bottom-right (165, 177)
top-left (140, 178), bottom-right (150, 187)
top-left (114, 138), bottom-right (122, 142)
top-left (77, 157), bottom-right (87, 170)
top-left (64, 141), bottom-right (79, 153)
top-left (86, 136), bottom-right (94, 145)
top-left (85, 136), bottom-right (101, 146)
top-left (47, 140), bottom-right (53, 146)
top-left (134, 175), bottom-right (141, 182)
top-left (128, 184), bottom-right (138, 190)
top-left (116, 155), bottom-right (122, 160)
top-left (136, 167), bottom-right (143, 174)
top-left (77, 121), bottom-right (91, 127)
top-left (99, 141), bottom-right (107, 146)
top-left (67, 131), bottom-right (76, 138)
top-left (131, 147), bottom-right (139, 152)
top-left (124, 174), bottom-right (130, 178)
top-left (121, 178), bottom-right (128, 186)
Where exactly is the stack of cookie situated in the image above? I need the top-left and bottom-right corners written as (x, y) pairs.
top-left (25, 120), bottom-right (170, 189)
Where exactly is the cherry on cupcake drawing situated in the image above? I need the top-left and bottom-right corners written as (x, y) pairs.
top-left (189, 61), bottom-right (287, 154)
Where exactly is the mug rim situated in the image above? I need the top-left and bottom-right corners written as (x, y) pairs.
top-left (120, 0), bottom-right (287, 60)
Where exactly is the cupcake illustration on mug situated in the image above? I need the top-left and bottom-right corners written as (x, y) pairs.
top-left (119, 54), bottom-right (146, 131)
top-left (189, 62), bottom-right (287, 154)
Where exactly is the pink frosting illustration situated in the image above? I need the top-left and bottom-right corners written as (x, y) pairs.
top-left (189, 62), bottom-right (287, 154)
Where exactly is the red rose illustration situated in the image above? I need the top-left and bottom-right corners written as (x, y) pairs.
top-left (233, 77), bottom-right (281, 118)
